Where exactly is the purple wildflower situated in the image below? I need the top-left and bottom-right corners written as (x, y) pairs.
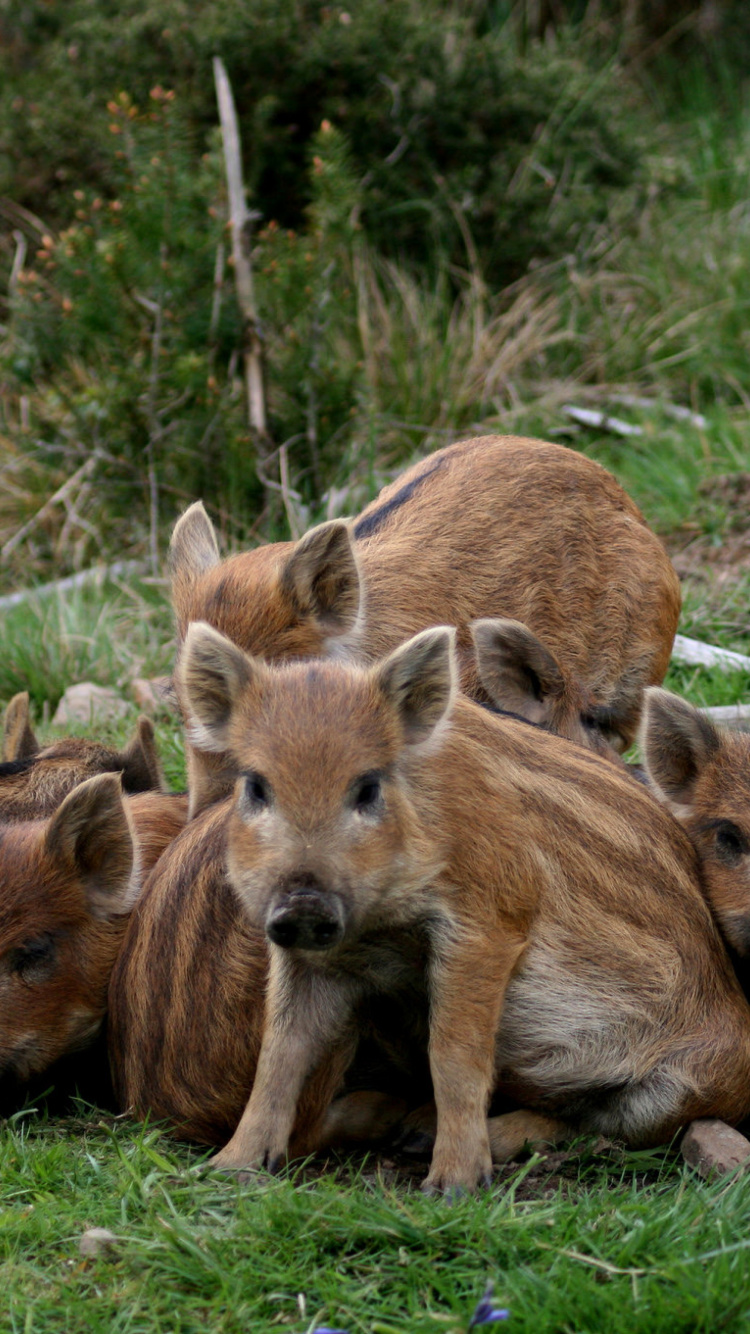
top-left (311, 1328), bottom-right (349, 1333)
top-left (469, 1281), bottom-right (510, 1327)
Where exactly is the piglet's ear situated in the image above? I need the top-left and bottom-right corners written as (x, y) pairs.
top-left (280, 520), bottom-right (361, 637)
top-left (45, 773), bottom-right (136, 918)
top-left (118, 716), bottom-right (166, 793)
top-left (377, 626), bottom-right (456, 745)
top-left (178, 621), bottom-right (262, 753)
top-left (169, 500), bottom-right (220, 582)
top-left (2, 691), bottom-right (40, 761)
top-left (472, 618), bottom-right (565, 724)
top-left (640, 687), bottom-right (721, 810)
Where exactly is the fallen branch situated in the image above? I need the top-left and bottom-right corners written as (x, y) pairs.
top-left (672, 634), bottom-right (750, 674)
top-left (561, 405), bottom-right (643, 437)
top-left (700, 704), bottom-right (750, 732)
top-left (610, 394), bottom-right (708, 430)
top-left (0, 561), bottom-right (143, 611)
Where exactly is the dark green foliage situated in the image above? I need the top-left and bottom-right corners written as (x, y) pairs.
top-left (0, 0), bottom-right (642, 286)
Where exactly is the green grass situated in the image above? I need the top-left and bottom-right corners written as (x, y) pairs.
top-left (0, 578), bottom-right (175, 717)
top-left (3, 1114), bottom-right (750, 1334)
top-left (1, 534), bottom-right (749, 1331)
top-left (5, 59), bottom-right (750, 1329)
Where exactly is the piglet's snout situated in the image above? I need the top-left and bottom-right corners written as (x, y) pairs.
top-left (266, 888), bottom-right (346, 951)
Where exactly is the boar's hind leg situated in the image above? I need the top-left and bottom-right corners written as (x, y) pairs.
top-left (210, 954), bottom-right (356, 1175)
top-left (487, 1110), bottom-right (569, 1162)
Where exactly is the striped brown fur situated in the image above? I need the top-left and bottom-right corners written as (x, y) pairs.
top-left (0, 693), bottom-right (166, 819)
top-left (0, 781), bottom-right (186, 1093)
top-left (170, 435), bottom-right (680, 810)
top-left (113, 622), bottom-right (750, 1194)
top-left (108, 798), bottom-right (267, 1144)
top-left (642, 688), bottom-right (750, 959)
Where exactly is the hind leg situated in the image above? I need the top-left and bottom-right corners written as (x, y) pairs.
top-left (487, 1110), bottom-right (569, 1162)
top-left (315, 1090), bottom-right (410, 1149)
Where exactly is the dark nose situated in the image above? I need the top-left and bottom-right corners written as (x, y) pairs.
top-left (266, 892), bottom-right (345, 951)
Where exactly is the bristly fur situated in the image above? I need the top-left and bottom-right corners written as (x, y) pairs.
top-left (0, 696), bottom-right (166, 821)
top-left (169, 435), bottom-right (680, 813)
top-left (109, 629), bottom-right (750, 1195)
top-left (641, 688), bottom-right (750, 959)
top-left (0, 786), bottom-right (186, 1096)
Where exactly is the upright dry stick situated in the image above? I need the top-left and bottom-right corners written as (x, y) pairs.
top-left (213, 58), bottom-right (273, 493)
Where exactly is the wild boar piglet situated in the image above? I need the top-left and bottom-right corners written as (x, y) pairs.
top-left (0, 776), bottom-right (186, 1098)
top-left (642, 688), bottom-right (750, 956)
top-left (170, 434), bottom-right (680, 810)
top-left (176, 618), bottom-right (750, 1196)
top-left (0, 691), bottom-right (165, 820)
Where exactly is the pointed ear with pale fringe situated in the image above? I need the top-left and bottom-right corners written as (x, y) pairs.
top-left (2, 691), bottom-right (39, 761)
top-left (376, 626), bottom-right (456, 745)
top-left (178, 621), bottom-right (264, 753)
top-left (169, 500), bottom-right (220, 582)
top-left (44, 773), bottom-right (136, 918)
top-left (119, 716), bottom-right (166, 793)
top-left (472, 618), bottom-right (565, 724)
top-left (280, 519), bottom-right (361, 636)
top-left (640, 687), bottom-right (721, 810)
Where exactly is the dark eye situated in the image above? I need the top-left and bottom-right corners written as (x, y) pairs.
top-left (7, 933), bottom-right (56, 982)
top-left (715, 821), bottom-right (749, 862)
top-left (580, 714), bottom-right (626, 752)
top-left (353, 774), bottom-right (383, 815)
top-left (242, 771), bottom-right (271, 813)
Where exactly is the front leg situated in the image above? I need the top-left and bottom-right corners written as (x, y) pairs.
top-left (211, 950), bottom-right (353, 1174)
top-left (423, 921), bottom-right (527, 1197)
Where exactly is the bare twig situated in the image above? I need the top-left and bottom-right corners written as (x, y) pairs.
top-left (1, 453), bottom-right (101, 559)
top-left (279, 442), bottom-right (303, 540)
top-left (140, 246), bottom-right (167, 579)
top-left (306, 260), bottom-right (335, 494)
top-left (8, 230), bottom-right (27, 302)
top-left (213, 57), bottom-right (272, 482)
top-left (0, 197), bottom-right (48, 237)
top-left (208, 239), bottom-right (226, 367)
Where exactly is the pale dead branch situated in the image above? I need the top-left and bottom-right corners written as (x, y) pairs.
top-left (213, 57), bottom-right (271, 475)
top-left (672, 634), bottom-right (750, 674)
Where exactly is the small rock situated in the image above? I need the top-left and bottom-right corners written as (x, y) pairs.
top-left (131, 678), bottom-right (159, 713)
top-left (680, 1119), bottom-right (750, 1178)
top-left (52, 683), bottom-right (129, 727)
top-left (132, 676), bottom-right (178, 714)
top-left (79, 1227), bottom-right (119, 1258)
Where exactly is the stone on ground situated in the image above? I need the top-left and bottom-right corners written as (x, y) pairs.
top-left (52, 682), bottom-right (129, 726)
top-left (680, 1119), bottom-right (750, 1177)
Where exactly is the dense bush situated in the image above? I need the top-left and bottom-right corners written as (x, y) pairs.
top-left (0, 0), bottom-right (749, 588)
top-left (0, 0), bottom-right (644, 287)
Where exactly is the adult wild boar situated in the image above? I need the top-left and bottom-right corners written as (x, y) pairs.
top-left (115, 619), bottom-right (750, 1194)
top-left (170, 435), bottom-right (680, 810)
top-left (0, 777), bottom-right (187, 1101)
top-left (0, 691), bottom-right (166, 820)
